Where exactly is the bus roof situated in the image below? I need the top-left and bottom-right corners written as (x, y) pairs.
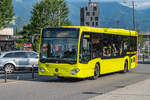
top-left (61, 26), bottom-right (138, 36)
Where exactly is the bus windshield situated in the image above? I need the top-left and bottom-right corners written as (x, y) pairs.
top-left (40, 28), bottom-right (79, 64)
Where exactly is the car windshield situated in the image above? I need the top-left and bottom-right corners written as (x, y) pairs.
top-left (40, 28), bottom-right (79, 64)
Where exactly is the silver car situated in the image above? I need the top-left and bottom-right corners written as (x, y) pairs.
top-left (0, 51), bottom-right (38, 73)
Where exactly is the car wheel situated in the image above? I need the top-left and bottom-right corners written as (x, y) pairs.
top-left (91, 64), bottom-right (100, 80)
top-left (4, 64), bottom-right (15, 74)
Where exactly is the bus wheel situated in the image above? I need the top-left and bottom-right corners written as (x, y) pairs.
top-left (91, 64), bottom-right (100, 80)
top-left (123, 61), bottom-right (128, 73)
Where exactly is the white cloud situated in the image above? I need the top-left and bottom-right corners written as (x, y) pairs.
top-left (67, 0), bottom-right (150, 9)
top-left (67, 0), bottom-right (124, 2)
top-left (15, 0), bottom-right (23, 3)
top-left (121, 1), bottom-right (150, 10)
top-left (136, 2), bottom-right (150, 9)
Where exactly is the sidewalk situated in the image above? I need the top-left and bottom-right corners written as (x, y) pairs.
top-left (88, 79), bottom-right (150, 100)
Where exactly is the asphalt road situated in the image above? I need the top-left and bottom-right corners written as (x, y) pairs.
top-left (0, 63), bottom-right (150, 100)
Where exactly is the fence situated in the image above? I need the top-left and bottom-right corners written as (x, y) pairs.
top-left (0, 66), bottom-right (37, 83)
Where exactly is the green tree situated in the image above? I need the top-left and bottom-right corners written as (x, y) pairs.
top-left (16, 24), bottom-right (33, 50)
top-left (18, 0), bottom-right (71, 51)
top-left (30, 0), bottom-right (71, 34)
top-left (0, 0), bottom-right (14, 29)
top-left (136, 24), bottom-right (144, 49)
top-left (138, 31), bottom-right (144, 48)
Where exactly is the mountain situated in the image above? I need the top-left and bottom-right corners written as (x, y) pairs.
top-left (137, 8), bottom-right (150, 32)
top-left (100, 2), bottom-right (133, 29)
top-left (12, 1), bottom-right (150, 32)
top-left (11, 0), bottom-right (37, 31)
top-left (68, 1), bottom-right (150, 32)
top-left (12, 0), bottom-right (36, 20)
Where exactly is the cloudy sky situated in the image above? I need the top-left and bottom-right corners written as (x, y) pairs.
top-left (14, 0), bottom-right (150, 9)
top-left (67, 0), bottom-right (150, 9)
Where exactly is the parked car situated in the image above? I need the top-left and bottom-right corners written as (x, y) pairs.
top-left (0, 51), bottom-right (38, 74)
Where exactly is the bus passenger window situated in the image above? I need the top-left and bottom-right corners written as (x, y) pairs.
top-left (103, 47), bottom-right (111, 57)
top-left (112, 44), bottom-right (117, 56)
top-left (103, 47), bottom-right (108, 56)
top-left (91, 34), bottom-right (103, 58)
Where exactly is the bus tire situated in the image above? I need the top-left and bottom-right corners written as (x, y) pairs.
top-left (91, 63), bottom-right (100, 80)
top-left (123, 60), bottom-right (128, 73)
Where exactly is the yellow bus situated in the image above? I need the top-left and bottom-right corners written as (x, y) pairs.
top-left (38, 26), bottom-right (138, 80)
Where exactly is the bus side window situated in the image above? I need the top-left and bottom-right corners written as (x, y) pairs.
top-left (91, 33), bottom-right (103, 58)
top-left (102, 35), bottom-right (112, 57)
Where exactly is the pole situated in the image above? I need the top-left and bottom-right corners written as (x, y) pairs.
top-left (148, 37), bottom-right (150, 61)
top-left (132, 0), bottom-right (135, 30)
top-left (4, 70), bottom-right (7, 83)
top-left (143, 53), bottom-right (144, 63)
top-left (58, 8), bottom-right (60, 26)
top-left (15, 25), bottom-right (18, 35)
top-left (32, 65), bottom-right (35, 79)
top-left (123, 0), bottom-right (136, 30)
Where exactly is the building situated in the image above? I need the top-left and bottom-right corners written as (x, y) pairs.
top-left (143, 32), bottom-right (150, 52)
top-left (0, 28), bottom-right (13, 40)
top-left (80, 0), bottom-right (100, 27)
top-left (138, 32), bottom-right (150, 61)
top-left (0, 28), bottom-right (15, 52)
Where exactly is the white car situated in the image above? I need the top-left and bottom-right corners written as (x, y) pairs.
top-left (0, 51), bottom-right (38, 73)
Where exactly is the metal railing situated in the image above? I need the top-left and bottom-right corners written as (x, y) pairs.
top-left (1, 65), bottom-right (37, 83)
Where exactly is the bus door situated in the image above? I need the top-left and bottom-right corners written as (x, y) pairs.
top-left (128, 36), bottom-right (137, 69)
top-left (79, 33), bottom-right (93, 72)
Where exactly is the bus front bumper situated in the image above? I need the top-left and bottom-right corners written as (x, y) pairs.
top-left (38, 64), bottom-right (93, 78)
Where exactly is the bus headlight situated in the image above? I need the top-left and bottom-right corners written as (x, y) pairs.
top-left (71, 68), bottom-right (80, 74)
top-left (38, 67), bottom-right (45, 72)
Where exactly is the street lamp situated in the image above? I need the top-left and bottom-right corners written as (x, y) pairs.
top-left (123, 0), bottom-right (136, 31)
top-left (132, 0), bottom-right (136, 31)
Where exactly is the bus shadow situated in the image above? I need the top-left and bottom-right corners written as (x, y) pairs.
top-left (97, 71), bottom-right (127, 78)
top-left (138, 61), bottom-right (150, 64)
top-left (0, 70), bottom-right (133, 84)
top-left (33, 76), bottom-right (86, 83)
top-left (82, 91), bottom-right (103, 95)
top-left (129, 71), bottom-right (150, 75)
top-left (0, 72), bottom-right (86, 83)
top-left (33, 72), bottom-right (121, 83)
